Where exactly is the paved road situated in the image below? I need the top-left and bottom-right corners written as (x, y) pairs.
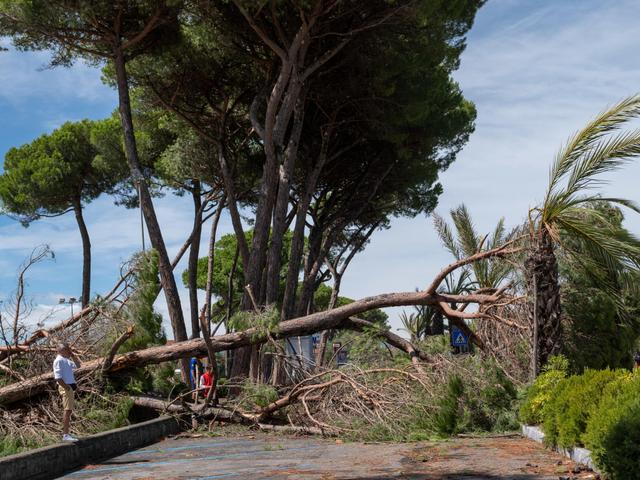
top-left (57, 433), bottom-right (597, 479)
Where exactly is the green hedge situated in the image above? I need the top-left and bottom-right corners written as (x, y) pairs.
top-left (541, 368), bottom-right (625, 448)
top-left (519, 363), bottom-right (640, 480)
top-left (519, 356), bottom-right (568, 425)
top-left (583, 373), bottom-right (640, 480)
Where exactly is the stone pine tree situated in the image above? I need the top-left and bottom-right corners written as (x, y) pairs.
top-left (528, 96), bottom-right (640, 377)
top-left (0, 1), bottom-right (191, 374)
top-left (0, 120), bottom-right (123, 307)
top-left (123, 0), bottom-right (483, 379)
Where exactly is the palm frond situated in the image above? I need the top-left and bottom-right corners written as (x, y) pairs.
top-left (564, 129), bottom-right (640, 197)
top-left (556, 208), bottom-right (640, 274)
top-left (451, 204), bottom-right (479, 257)
top-left (432, 212), bottom-right (460, 260)
top-left (559, 195), bottom-right (640, 215)
top-left (547, 95), bottom-right (640, 200)
top-left (489, 217), bottom-right (506, 249)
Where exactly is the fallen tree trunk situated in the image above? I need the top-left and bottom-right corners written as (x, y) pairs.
top-left (0, 245), bottom-right (518, 406)
top-left (130, 396), bottom-right (248, 423)
top-left (130, 396), bottom-right (326, 435)
top-left (0, 309), bottom-right (428, 406)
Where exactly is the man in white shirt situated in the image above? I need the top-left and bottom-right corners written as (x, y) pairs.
top-left (53, 343), bottom-right (81, 442)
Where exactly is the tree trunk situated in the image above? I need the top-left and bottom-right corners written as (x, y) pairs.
top-left (113, 46), bottom-right (189, 380)
top-left (72, 197), bottom-right (91, 308)
top-left (265, 89), bottom-right (305, 305)
top-left (430, 311), bottom-right (444, 335)
top-left (314, 274), bottom-right (341, 368)
top-left (295, 226), bottom-right (326, 316)
top-left (204, 198), bottom-right (226, 329)
top-left (217, 151), bottom-right (249, 270)
top-left (188, 182), bottom-right (203, 339)
top-left (526, 229), bottom-right (562, 376)
top-left (0, 302), bottom-right (432, 406)
top-left (0, 242), bottom-right (517, 406)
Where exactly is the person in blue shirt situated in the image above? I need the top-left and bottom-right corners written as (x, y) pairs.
top-left (189, 356), bottom-right (205, 401)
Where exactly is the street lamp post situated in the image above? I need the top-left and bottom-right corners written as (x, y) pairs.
top-left (59, 297), bottom-right (78, 317)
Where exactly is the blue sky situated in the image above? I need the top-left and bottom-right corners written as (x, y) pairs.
top-left (1, 0), bottom-right (640, 337)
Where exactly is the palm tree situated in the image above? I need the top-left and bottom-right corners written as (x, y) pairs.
top-left (398, 311), bottom-right (426, 343)
top-left (400, 271), bottom-right (475, 342)
top-left (528, 96), bottom-right (640, 376)
top-left (433, 205), bottom-right (516, 290)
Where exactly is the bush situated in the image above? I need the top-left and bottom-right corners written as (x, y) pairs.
top-left (434, 375), bottom-right (464, 436)
top-left (82, 396), bottom-right (134, 433)
top-left (432, 360), bottom-right (519, 436)
top-left (519, 355), bottom-right (569, 425)
top-left (583, 371), bottom-right (640, 480)
top-left (541, 368), bottom-right (624, 448)
top-left (241, 380), bottom-right (278, 409)
top-left (0, 433), bottom-right (56, 458)
top-left (150, 362), bottom-right (182, 397)
top-left (522, 365), bottom-right (640, 478)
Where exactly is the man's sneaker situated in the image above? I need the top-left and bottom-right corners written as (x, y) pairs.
top-left (62, 434), bottom-right (78, 442)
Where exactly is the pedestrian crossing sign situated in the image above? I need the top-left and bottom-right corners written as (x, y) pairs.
top-left (451, 326), bottom-right (469, 347)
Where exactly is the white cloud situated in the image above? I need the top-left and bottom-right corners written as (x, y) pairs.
top-left (0, 41), bottom-right (112, 107)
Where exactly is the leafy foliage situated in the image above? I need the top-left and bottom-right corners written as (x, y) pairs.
top-left (0, 120), bottom-right (124, 222)
top-left (228, 306), bottom-right (279, 338)
top-left (183, 230), bottom-right (291, 312)
top-left (540, 368), bottom-right (627, 448)
top-left (583, 372), bottom-right (640, 480)
top-left (559, 203), bottom-right (640, 371)
top-left (122, 250), bottom-right (167, 351)
top-left (519, 355), bottom-right (569, 425)
top-left (313, 283), bottom-right (389, 325)
top-left (433, 204), bottom-right (516, 288)
top-left (524, 365), bottom-right (640, 479)
top-left (240, 380), bottom-right (278, 409)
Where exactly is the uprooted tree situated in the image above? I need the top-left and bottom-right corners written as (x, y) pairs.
top-left (0, 243), bottom-right (520, 407)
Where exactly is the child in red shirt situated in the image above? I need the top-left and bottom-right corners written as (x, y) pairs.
top-left (199, 365), bottom-right (215, 400)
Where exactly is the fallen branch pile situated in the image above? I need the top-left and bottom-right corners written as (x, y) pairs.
top-left (0, 242), bottom-right (525, 406)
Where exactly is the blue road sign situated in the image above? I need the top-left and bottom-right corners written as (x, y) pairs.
top-left (451, 326), bottom-right (469, 347)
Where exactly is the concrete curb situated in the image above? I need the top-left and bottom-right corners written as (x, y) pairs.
top-left (0, 416), bottom-right (182, 480)
top-left (521, 424), bottom-right (600, 473)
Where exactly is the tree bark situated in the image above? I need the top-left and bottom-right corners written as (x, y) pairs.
top-left (281, 153), bottom-right (326, 319)
top-left (265, 90), bottom-right (305, 305)
top-left (113, 46), bottom-right (189, 380)
top-left (204, 198), bottom-right (226, 328)
top-left (295, 225), bottom-right (325, 317)
top-left (217, 151), bottom-right (249, 270)
top-left (526, 229), bottom-right (562, 376)
top-left (314, 270), bottom-right (342, 368)
top-left (72, 197), bottom-right (91, 308)
top-left (188, 181), bottom-right (203, 339)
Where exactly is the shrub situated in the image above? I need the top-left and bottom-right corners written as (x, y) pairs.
top-left (150, 362), bottom-right (182, 397)
top-left (541, 368), bottom-right (625, 448)
top-left (432, 360), bottom-right (519, 436)
top-left (434, 375), bottom-right (464, 436)
top-left (241, 380), bottom-right (278, 409)
top-left (583, 371), bottom-right (640, 479)
top-left (82, 396), bottom-right (134, 433)
top-left (0, 433), bottom-right (56, 458)
top-left (519, 355), bottom-right (569, 425)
